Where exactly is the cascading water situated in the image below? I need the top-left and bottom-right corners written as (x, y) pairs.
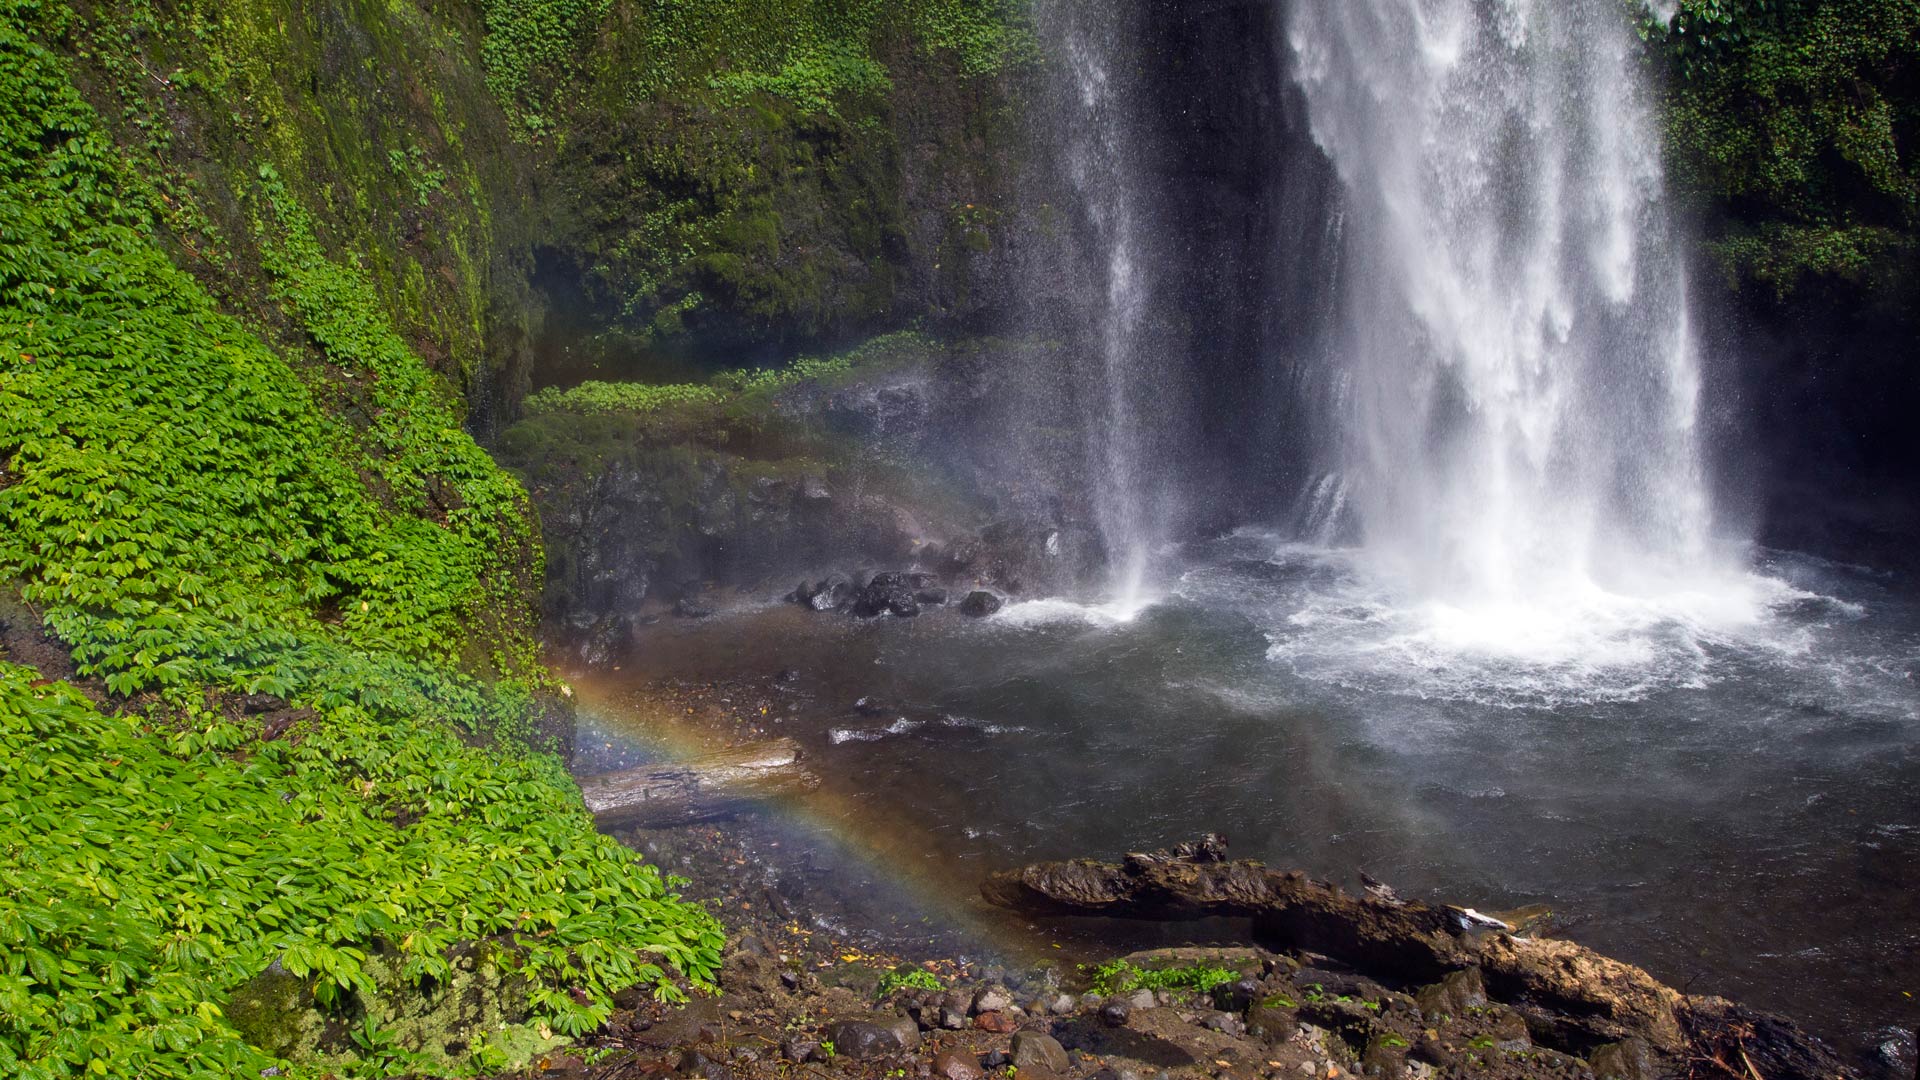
top-left (1274, 0), bottom-right (1778, 684)
top-left (1033, 0), bottom-right (1164, 612)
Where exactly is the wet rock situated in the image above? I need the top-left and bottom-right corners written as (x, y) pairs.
top-left (941, 1006), bottom-right (969, 1030)
top-left (1410, 1033), bottom-right (1455, 1069)
top-left (885, 1016), bottom-right (923, 1051)
top-left (1201, 1011), bottom-right (1247, 1037)
top-left (1587, 1038), bottom-right (1654, 1080)
top-left (1212, 978), bottom-right (1261, 1013)
top-left (1100, 1002), bottom-right (1131, 1027)
top-left (780, 1037), bottom-right (820, 1063)
top-left (1413, 967), bottom-right (1486, 1020)
top-left (974, 1011), bottom-right (1019, 1034)
top-left (933, 1050), bottom-right (984, 1080)
top-left (677, 1049), bottom-right (734, 1080)
top-left (673, 597), bottom-right (716, 619)
top-left (1047, 993), bottom-right (1077, 1015)
top-left (1488, 1007), bottom-right (1531, 1052)
top-left (804, 574), bottom-right (854, 612)
top-left (852, 572), bottom-right (922, 618)
top-left (1246, 994), bottom-right (1300, 1042)
top-left (1872, 1029), bottom-right (1916, 1078)
top-left (823, 1019), bottom-right (912, 1059)
top-left (959, 590), bottom-right (1003, 617)
top-left (973, 985), bottom-right (1015, 1014)
top-left (1010, 1031), bottom-right (1070, 1074)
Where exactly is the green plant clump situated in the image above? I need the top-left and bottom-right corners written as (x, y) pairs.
top-left (519, 330), bottom-right (940, 418)
top-left (1082, 959), bottom-right (1239, 998)
top-left (876, 966), bottom-right (944, 998)
top-left (0, 5), bottom-right (724, 1075)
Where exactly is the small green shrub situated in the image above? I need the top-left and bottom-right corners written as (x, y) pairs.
top-left (1082, 959), bottom-right (1238, 998)
top-left (876, 967), bottom-right (944, 998)
top-left (519, 330), bottom-right (935, 418)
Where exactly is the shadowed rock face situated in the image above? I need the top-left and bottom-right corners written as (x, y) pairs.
top-left (983, 852), bottom-right (1861, 1077)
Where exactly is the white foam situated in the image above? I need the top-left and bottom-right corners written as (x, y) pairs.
top-left (1252, 545), bottom-right (1839, 707)
top-left (993, 594), bottom-right (1159, 628)
top-left (828, 717), bottom-right (923, 744)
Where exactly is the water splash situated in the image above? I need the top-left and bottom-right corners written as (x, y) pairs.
top-left (1285, 0), bottom-right (1749, 654)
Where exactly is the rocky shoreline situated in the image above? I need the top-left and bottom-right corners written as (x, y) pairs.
top-left (503, 662), bottom-right (1917, 1080)
top-left (497, 808), bottom-right (1909, 1080)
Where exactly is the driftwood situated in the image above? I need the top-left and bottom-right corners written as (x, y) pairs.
top-left (579, 738), bottom-right (819, 827)
top-left (983, 850), bottom-right (1857, 1070)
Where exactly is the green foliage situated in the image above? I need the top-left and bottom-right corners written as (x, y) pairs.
top-left (1082, 959), bottom-right (1238, 998)
top-left (875, 967), bottom-right (944, 998)
top-left (385, 146), bottom-right (446, 208)
top-left (0, 664), bottom-right (725, 1079)
top-left (0, 7), bottom-right (539, 706)
top-left (0, 6), bottom-right (724, 1074)
top-left (709, 37), bottom-right (891, 117)
top-left (523, 380), bottom-right (725, 417)
top-left (476, 0), bottom-right (1031, 122)
top-left (520, 331), bottom-right (932, 417)
top-left (1644, 0), bottom-right (1920, 293)
top-left (478, 0), bottom-right (613, 136)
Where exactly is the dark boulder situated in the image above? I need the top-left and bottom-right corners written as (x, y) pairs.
top-left (852, 572), bottom-right (920, 617)
top-left (959, 591), bottom-right (1003, 617)
top-left (822, 1019), bottom-right (915, 1059)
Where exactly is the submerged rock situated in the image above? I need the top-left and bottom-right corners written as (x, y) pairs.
top-left (852, 572), bottom-right (922, 618)
top-left (959, 590), bottom-right (1003, 617)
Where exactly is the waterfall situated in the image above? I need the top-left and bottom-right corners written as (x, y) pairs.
top-left (1284, 0), bottom-right (1736, 622)
top-left (1034, 0), bottom-right (1165, 611)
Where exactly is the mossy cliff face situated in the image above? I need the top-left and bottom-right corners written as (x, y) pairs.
top-left (58, 0), bottom-right (547, 435)
top-left (52, 0), bottom-right (1034, 429)
top-left (529, 0), bottom-right (1035, 369)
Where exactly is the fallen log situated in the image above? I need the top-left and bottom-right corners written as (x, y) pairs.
top-left (579, 738), bottom-right (819, 827)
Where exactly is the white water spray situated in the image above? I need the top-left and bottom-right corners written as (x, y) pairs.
top-left (1284, 0), bottom-right (1759, 659)
top-left (1047, 4), bottom-right (1157, 612)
